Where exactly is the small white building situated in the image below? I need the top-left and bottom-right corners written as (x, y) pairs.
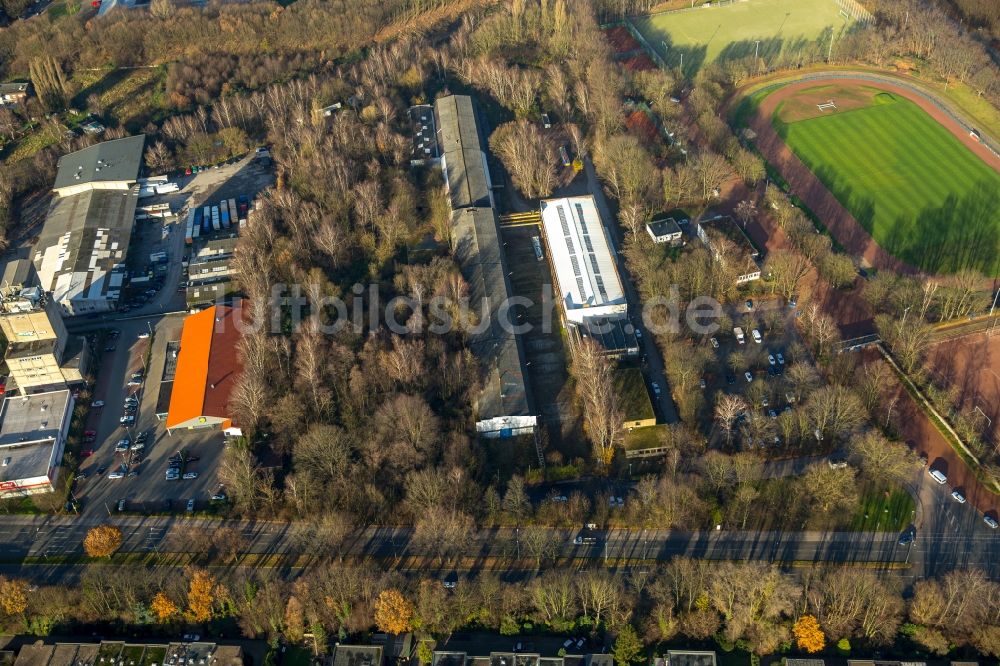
top-left (0, 389), bottom-right (74, 497)
top-left (646, 215), bottom-right (684, 245)
top-left (540, 196), bottom-right (627, 325)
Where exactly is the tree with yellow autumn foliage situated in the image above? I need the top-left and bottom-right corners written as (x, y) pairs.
top-left (83, 525), bottom-right (122, 558)
top-left (151, 592), bottom-right (179, 622)
top-left (794, 614), bottom-right (826, 653)
top-left (0, 577), bottom-right (28, 616)
top-left (374, 588), bottom-right (414, 635)
top-left (185, 569), bottom-right (215, 623)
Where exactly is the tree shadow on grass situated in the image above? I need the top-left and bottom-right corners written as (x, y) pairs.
top-left (879, 181), bottom-right (1000, 276)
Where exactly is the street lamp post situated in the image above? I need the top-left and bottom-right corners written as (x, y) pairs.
top-left (987, 287), bottom-right (1000, 336)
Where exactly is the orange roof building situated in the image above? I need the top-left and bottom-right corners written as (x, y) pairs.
top-left (166, 304), bottom-right (245, 435)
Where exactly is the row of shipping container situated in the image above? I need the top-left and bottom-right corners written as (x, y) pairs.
top-left (184, 196), bottom-right (249, 244)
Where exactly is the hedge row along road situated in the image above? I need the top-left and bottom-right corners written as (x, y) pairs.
top-left (740, 72), bottom-right (1000, 278)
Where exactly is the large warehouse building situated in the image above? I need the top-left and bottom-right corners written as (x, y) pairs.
top-left (165, 304), bottom-right (245, 436)
top-left (33, 135), bottom-right (145, 316)
top-left (540, 196), bottom-right (627, 325)
top-left (435, 94), bottom-right (494, 210)
top-left (434, 94), bottom-right (535, 439)
top-left (0, 389), bottom-right (74, 497)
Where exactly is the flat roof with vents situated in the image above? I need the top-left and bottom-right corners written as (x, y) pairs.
top-left (52, 135), bottom-right (145, 194)
top-left (540, 196), bottom-right (627, 325)
top-left (0, 389), bottom-right (73, 494)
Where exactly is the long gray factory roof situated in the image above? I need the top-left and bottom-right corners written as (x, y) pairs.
top-left (435, 95), bottom-right (492, 209)
top-left (452, 207), bottom-right (532, 422)
top-left (52, 135), bottom-right (145, 192)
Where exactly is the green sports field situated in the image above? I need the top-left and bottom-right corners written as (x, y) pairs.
top-left (776, 91), bottom-right (1000, 275)
top-left (632, 0), bottom-right (851, 75)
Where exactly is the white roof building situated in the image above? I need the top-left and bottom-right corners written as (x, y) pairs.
top-left (0, 389), bottom-right (74, 497)
top-left (540, 196), bottom-right (627, 325)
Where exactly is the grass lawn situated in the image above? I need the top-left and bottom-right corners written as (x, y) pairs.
top-left (623, 424), bottom-right (669, 452)
top-left (140, 647), bottom-right (166, 666)
top-left (849, 483), bottom-right (915, 531)
top-left (632, 0), bottom-right (850, 76)
top-left (615, 366), bottom-right (655, 424)
top-left (775, 89), bottom-right (1000, 275)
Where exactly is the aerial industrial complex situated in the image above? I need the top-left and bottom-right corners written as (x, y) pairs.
top-left (33, 135), bottom-right (146, 316)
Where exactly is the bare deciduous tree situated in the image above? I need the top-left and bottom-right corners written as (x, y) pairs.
top-left (570, 338), bottom-right (622, 465)
top-left (489, 119), bottom-right (557, 199)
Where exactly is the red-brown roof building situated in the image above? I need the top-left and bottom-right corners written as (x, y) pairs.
top-left (165, 304), bottom-right (245, 435)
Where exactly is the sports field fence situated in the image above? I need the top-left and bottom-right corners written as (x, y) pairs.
top-left (836, 0), bottom-right (874, 26)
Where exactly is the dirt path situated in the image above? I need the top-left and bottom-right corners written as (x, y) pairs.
top-left (745, 75), bottom-right (1000, 277)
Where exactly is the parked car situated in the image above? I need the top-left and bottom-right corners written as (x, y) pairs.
top-left (182, 472), bottom-right (198, 480)
top-left (929, 469), bottom-right (948, 484)
top-left (768, 354), bottom-right (776, 366)
top-left (115, 438), bottom-right (130, 452)
top-left (117, 499), bottom-right (126, 512)
top-left (651, 382), bottom-right (661, 396)
top-left (745, 299), bottom-right (753, 310)
top-left (744, 371), bottom-right (753, 383)
top-left (710, 337), bottom-right (719, 348)
top-left (92, 400), bottom-right (105, 408)
top-left (751, 329), bottom-right (763, 344)
top-left (108, 468), bottom-right (126, 480)
top-left (985, 516), bottom-right (999, 529)
top-left (951, 490), bottom-right (967, 503)
top-left (828, 457), bottom-right (848, 470)
top-left (898, 527), bottom-right (916, 545)
top-left (186, 499), bottom-right (195, 513)
top-left (776, 352), bottom-right (785, 364)
top-left (182, 633), bottom-right (200, 642)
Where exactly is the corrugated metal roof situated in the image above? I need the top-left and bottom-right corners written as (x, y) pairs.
top-left (451, 208), bottom-right (532, 421)
top-left (435, 95), bottom-right (492, 209)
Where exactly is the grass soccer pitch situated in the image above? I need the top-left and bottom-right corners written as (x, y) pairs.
top-left (774, 87), bottom-right (1000, 276)
top-left (632, 0), bottom-right (850, 75)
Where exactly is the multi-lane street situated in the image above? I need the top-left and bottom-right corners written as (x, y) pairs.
top-left (0, 459), bottom-right (996, 585)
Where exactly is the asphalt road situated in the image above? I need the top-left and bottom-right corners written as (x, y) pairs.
top-left (0, 514), bottom-right (996, 580)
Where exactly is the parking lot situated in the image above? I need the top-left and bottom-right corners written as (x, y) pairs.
top-left (699, 297), bottom-right (810, 445)
top-left (66, 156), bottom-right (274, 517)
top-left (74, 315), bottom-right (225, 516)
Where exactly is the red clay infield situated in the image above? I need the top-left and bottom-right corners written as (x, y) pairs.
top-left (746, 76), bottom-right (1000, 277)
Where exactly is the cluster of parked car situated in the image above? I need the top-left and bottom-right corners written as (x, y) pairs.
top-left (927, 467), bottom-right (998, 529)
top-left (166, 450), bottom-right (200, 482)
